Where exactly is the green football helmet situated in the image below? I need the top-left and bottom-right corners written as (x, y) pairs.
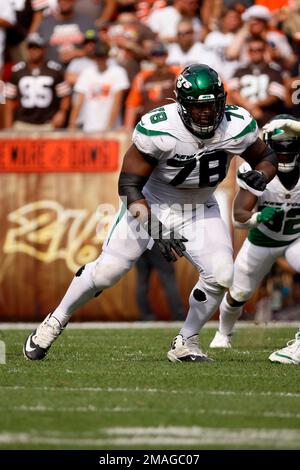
top-left (263, 114), bottom-right (300, 173)
top-left (175, 64), bottom-right (227, 138)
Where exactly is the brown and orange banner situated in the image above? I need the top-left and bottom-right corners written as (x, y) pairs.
top-left (0, 138), bottom-right (119, 172)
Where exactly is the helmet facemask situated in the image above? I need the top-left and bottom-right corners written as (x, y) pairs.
top-left (178, 95), bottom-right (226, 138)
top-left (273, 140), bottom-right (300, 173)
top-left (264, 134), bottom-right (300, 173)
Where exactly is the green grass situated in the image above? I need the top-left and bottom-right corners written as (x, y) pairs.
top-left (0, 326), bottom-right (299, 450)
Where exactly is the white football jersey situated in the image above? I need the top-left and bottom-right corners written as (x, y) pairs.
top-left (133, 103), bottom-right (258, 206)
top-left (238, 162), bottom-right (300, 246)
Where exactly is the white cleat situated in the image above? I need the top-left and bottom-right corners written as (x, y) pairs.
top-left (269, 332), bottom-right (300, 365)
top-left (23, 314), bottom-right (63, 360)
top-left (209, 330), bottom-right (232, 349)
top-left (167, 334), bottom-right (213, 363)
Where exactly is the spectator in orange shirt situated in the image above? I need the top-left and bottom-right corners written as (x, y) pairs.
top-left (124, 42), bottom-right (181, 129)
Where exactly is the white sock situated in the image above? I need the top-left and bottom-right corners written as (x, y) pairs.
top-left (180, 285), bottom-right (224, 339)
top-left (219, 294), bottom-right (242, 335)
top-left (52, 262), bottom-right (99, 327)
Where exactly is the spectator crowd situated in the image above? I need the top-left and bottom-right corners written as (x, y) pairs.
top-left (0, 0), bottom-right (299, 132)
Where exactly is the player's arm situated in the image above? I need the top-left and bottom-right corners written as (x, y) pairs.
top-left (233, 186), bottom-right (284, 228)
top-left (118, 144), bottom-right (187, 262)
top-left (238, 138), bottom-right (278, 194)
top-left (233, 188), bottom-right (258, 225)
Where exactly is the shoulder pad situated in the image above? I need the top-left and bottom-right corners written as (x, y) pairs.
top-left (224, 105), bottom-right (257, 137)
top-left (47, 60), bottom-right (62, 71)
top-left (133, 126), bottom-right (176, 155)
top-left (12, 61), bottom-right (26, 73)
top-left (219, 105), bottom-right (258, 154)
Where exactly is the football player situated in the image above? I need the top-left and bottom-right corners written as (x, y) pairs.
top-left (210, 115), bottom-right (300, 365)
top-left (23, 64), bottom-right (278, 362)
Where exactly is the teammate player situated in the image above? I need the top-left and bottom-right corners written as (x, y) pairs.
top-left (23, 64), bottom-right (278, 363)
top-left (210, 115), bottom-right (300, 365)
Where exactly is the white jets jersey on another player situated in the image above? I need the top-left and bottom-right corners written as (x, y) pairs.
top-left (133, 103), bottom-right (258, 206)
top-left (238, 162), bottom-right (300, 247)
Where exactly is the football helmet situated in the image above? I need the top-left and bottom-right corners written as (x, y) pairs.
top-left (263, 114), bottom-right (300, 173)
top-left (175, 64), bottom-right (227, 138)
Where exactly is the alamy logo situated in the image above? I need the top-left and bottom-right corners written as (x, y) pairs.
top-left (0, 340), bottom-right (6, 364)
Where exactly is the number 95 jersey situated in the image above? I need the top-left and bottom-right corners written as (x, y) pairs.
top-left (133, 103), bottom-right (258, 206)
top-left (5, 60), bottom-right (71, 125)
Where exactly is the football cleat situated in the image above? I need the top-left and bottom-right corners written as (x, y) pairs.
top-left (269, 332), bottom-right (300, 365)
top-left (209, 330), bottom-right (232, 349)
top-left (167, 334), bottom-right (213, 363)
top-left (23, 314), bottom-right (62, 360)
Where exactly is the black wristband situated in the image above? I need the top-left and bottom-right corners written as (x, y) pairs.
top-left (118, 172), bottom-right (148, 207)
top-left (258, 145), bottom-right (278, 168)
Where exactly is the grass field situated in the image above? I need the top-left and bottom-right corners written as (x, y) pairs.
top-left (0, 324), bottom-right (299, 450)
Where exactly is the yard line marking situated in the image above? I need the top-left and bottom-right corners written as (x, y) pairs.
top-left (0, 321), bottom-right (299, 330)
top-left (2, 405), bottom-right (300, 420)
top-left (0, 427), bottom-right (300, 447)
top-left (106, 426), bottom-right (300, 440)
top-left (0, 405), bottom-right (139, 413)
top-left (1, 385), bottom-right (300, 398)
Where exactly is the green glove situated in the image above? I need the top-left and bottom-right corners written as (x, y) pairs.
top-left (257, 207), bottom-right (284, 223)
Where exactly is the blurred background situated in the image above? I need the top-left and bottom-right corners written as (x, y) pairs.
top-left (0, 0), bottom-right (299, 323)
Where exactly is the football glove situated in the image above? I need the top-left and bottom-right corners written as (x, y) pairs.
top-left (263, 119), bottom-right (300, 138)
top-left (257, 207), bottom-right (284, 223)
top-left (141, 214), bottom-right (187, 262)
top-left (238, 170), bottom-right (268, 192)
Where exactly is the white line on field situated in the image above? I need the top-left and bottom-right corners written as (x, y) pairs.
top-left (107, 426), bottom-right (300, 441)
top-left (1, 385), bottom-right (300, 398)
top-left (0, 321), bottom-right (299, 330)
top-left (2, 405), bottom-right (300, 420)
top-left (0, 427), bottom-right (300, 448)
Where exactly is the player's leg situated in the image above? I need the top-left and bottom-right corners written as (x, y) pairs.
top-left (167, 214), bottom-right (234, 362)
top-left (135, 251), bottom-right (154, 320)
top-left (24, 208), bottom-right (150, 360)
top-left (211, 240), bottom-right (281, 348)
top-left (269, 239), bottom-right (300, 364)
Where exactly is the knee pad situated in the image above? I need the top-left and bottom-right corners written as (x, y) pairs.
top-left (192, 278), bottom-right (225, 300)
top-left (230, 286), bottom-right (251, 303)
top-left (91, 254), bottom-right (132, 290)
top-left (213, 261), bottom-right (234, 289)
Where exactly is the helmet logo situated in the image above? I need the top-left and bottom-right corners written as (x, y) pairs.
top-left (217, 75), bottom-right (222, 86)
top-left (198, 94), bottom-right (215, 101)
top-left (177, 74), bottom-right (192, 89)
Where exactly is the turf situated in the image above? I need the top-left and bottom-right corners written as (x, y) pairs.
top-left (0, 326), bottom-right (299, 450)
